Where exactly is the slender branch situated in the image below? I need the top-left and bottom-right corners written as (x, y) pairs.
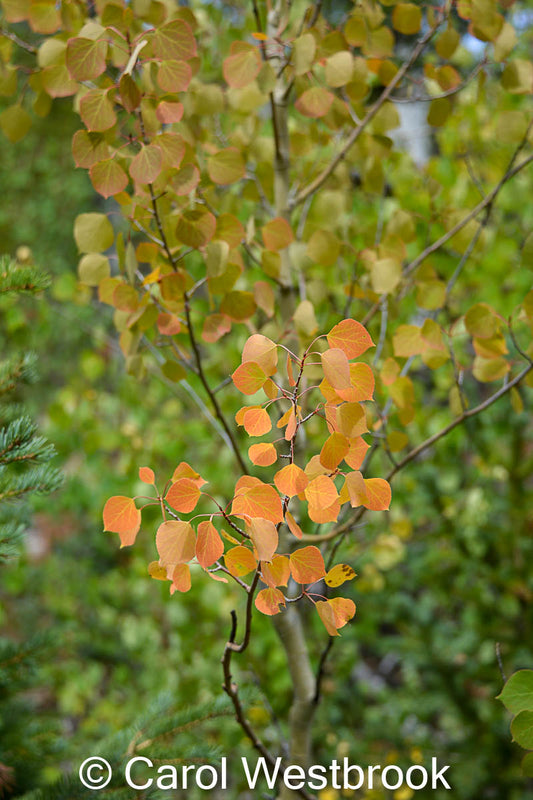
top-left (291, 21), bottom-right (441, 210)
top-left (313, 638), bottom-right (334, 705)
top-left (391, 57), bottom-right (487, 104)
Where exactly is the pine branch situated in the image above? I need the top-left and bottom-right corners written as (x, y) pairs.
top-left (0, 256), bottom-right (50, 295)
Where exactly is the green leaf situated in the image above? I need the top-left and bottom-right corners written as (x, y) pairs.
top-left (292, 33), bottom-right (316, 76)
top-left (392, 3), bottom-right (422, 35)
top-left (498, 670), bottom-right (533, 715)
top-left (151, 19), bottom-right (197, 60)
top-left (119, 73), bottom-right (141, 113)
top-left (74, 213), bottom-right (114, 253)
top-left (223, 46), bottom-right (261, 88)
top-left (295, 87), bottom-right (334, 118)
top-left (79, 89), bottom-right (116, 132)
top-left (78, 254), bottom-right (111, 286)
top-left (90, 159), bottom-right (129, 198)
top-left (511, 710), bottom-right (533, 750)
top-left (176, 209), bottom-right (216, 248)
top-left (0, 104), bottom-right (31, 142)
top-left (325, 51), bottom-right (353, 88)
top-left (157, 59), bottom-right (192, 93)
top-left (72, 130), bottom-right (109, 168)
top-left (66, 37), bottom-right (107, 81)
top-left (207, 148), bottom-right (245, 185)
top-left (129, 144), bottom-right (163, 185)
top-left (501, 59), bottom-right (533, 94)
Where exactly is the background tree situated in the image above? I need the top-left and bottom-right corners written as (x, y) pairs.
top-left (0, 1), bottom-right (532, 798)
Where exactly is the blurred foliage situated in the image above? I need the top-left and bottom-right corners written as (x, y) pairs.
top-left (0, 1), bottom-right (532, 799)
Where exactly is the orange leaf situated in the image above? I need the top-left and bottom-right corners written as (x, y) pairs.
top-left (232, 361), bottom-right (267, 394)
top-left (103, 496), bottom-right (141, 547)
top-left (286, 353), bottom-right (296, 386)
top-left (344, 470), bottom-right (367, 508)
top-left (156, 520), bottom-right (196, 565)
top-left (166, 478), bottom-right (201, 513)
top-left (234, 476), bottom-right (262, 495)
top-left (261, 554), bottom-right (290, 587)
top-left (129, 143), bottom-right (163, 185)
top-left (171, 462), bottom-right (206, 487)
top-left (139, 466), bottom-right (155, 484)
top-left (316, 599), bottom-right (339, 636)
top-left (157, 312), bottom-right (181, 335)
top-left (225, 545), bottom-right (257, 577)
top-left (344, 437), bottom-right (369, 469)
top-left (308, 500), bottom-right (341, 523)
top-left (249, 443), bottom-right (277, 466)
top-left (251, 32), bottom-right (268, 41)
top-left (290, 546), bottom-right (326, 584)
top-left (305, 475), bottom-right (339, 509)
top-left (320, 432), bottom-right (349, 470)
top-left (327, 319), bottom-right (374, 358)
top-left (242, 334), bottom-right (278, 376)
top-left (325, 563), bottom-right (357, 587)
top-left (196, 520), bottom-right (224, 569)
top-left (243, 406), bottom-right (272, 436)
top-left (337, 402), bottom-right (368, 437)
top-left (362, 478), bottom-right (391, 511)
top-left (255, 587), bottom-right (286, 615)
top-left (247, 518), bottom-right (278, 562)
top-left (337, 363), bottom-right (375, 402)
top-left (169, 563), bottom-right (191, 594)
top-left (295, 87), bottom-right (334, 118)
top-left (285, 511), bottom-right (303, 539)
top-left (262, 217), bottom-right (294, 251)
top-left (231, 482), bottom-right (284, 525)
top-left (202, 313), bottom-right (231, 343)
top-left (321, 348), bottom-right (351, 390)
top-left (274, 464), bottom-right (308, 497)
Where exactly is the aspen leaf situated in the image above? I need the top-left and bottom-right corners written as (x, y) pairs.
top-left (363, 478), bottom-right (391, 510)
top-left (294, 300), bottom-right (318, 336)
top-left (284, 408), bottom-right (298, 441)
top-left (428, 97), bottom-right (452, 127)
top-left (157, 313), bottom-right (181, 336)
top-left (316, 600), bottom-right (339, 636)
top-left (295, 87), bottom-right (334, 118)
top-left (243, 406), bottom-right (272, 436)
top-left (285, 511), bottom-right (303, 540)
top-left (325, 51), bottom-right (353, 87)
top-left (165, 478), bottom-right (201, 513)
top-left (255, 588), bottom-right (286, 615)
top-left (119, 73), bottom-right (141, 113)
top-left (157, 59), bottom-right (192, 92)
top-left (156, 520), bottom-right (196, 565)
top-left (247, 518), bottom-right (278, 562)
top-left (232, 361), bottom-right (267, 394)
top-left (72, 130), bottom-right (109, 168)
top-left (345, 470), bottom-right (367, 508)
top-left (196, 520), bottom-right (224, 569)
top-left (223, 46), bottom-right (261, 88)
top-left (78, 254), bottom-right (110, 286)
top-left (169, 563), bottom-right (191, 594)
top-left (392, 3), bottom-right (422, 34)
top-left (305, 475), bottom-right (339, 509)
top-left (261, 555), bottom-right (290, 588)
top-left (172, 462), bottom-right (206, 487)
top-left (66, 37), bottom-right (107, 81)
top-left (290, 546), bottom-right (326, 584)
top-left (262, 217), bottom-right (294, 251)
top-left (225, 545), bottom-right (257, 577)
top-left (231, 482), bottom-right (283, 525)
top-left (112, 284), bottom-right (138, 312)
top-left (321, 348), bottom-right (351, 391)
top-left (148, 561), bottom-right (167, 580)
top-left (327, 319), bottom-right (374, 358)
top-left (151, 19), bottom-right (197, 61)
top-left (473, 356), bottom-right (510, 382)
top-left (242, 334), bottom-right (278, 376)
top-left (497, 670), bottom-right (533, 715)
top-left (371, 257), bottom-right (402, 294)
top-left (220, 290), bottom-right (256, 321)
top-left (274, 464), bottom-right (308, 497)
top-left (308, 500), bottom-right (341, 524)
top-left (156, 101), bottom-right (184, 124)
top-left (234, 475), bottom-right (262, 495)
top-left (74, 213), bottom-right (114, 253)
top-left (306, 229), bottom-right (340, 267)
top-left (292, 33), bottom-right (316, 75)
top-left (325, 563), bottom-right (356, 587)
top-left (79, 89), bottom-right (116, 132)
top-left (249, 442), bottom-right (277, 466)
top-left (465, 303), bottom-right (500, 339)
top-left (344, 437), bottom-right (369, 470)
top-left (511, 711), bottom-right (533, 750)
top-left (320, 432), bottom-right (349, 470)
top-left (129, 144), bottom-right (163, 185)
top-left (176, 209), bottom-right (216, 249)
top-left (338, 363), bottom-right (374, 402)
top-left (103, 496), bottom-right (141, 546)
top-left (393, 325), bottom-right (424, 357)
top-left (28, 1), bottom-right (61, 34)
top-left (327, 597), bottom-right (356, 631)
top-left (337, 402), bottom-right (368, 437)
top-left (139, 466), bottom-right (155, 484)
top-left (216, 214), bottom-right (245, 249)
top-left (202, 313), bottom-right (231, 343)
top-left (208, 147), bottom-right (245, 185)
top-left (90, 158), bottom-right (128, 198)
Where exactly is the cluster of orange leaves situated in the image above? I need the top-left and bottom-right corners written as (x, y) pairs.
top-left (103, 319), bottom-right (391, 636)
